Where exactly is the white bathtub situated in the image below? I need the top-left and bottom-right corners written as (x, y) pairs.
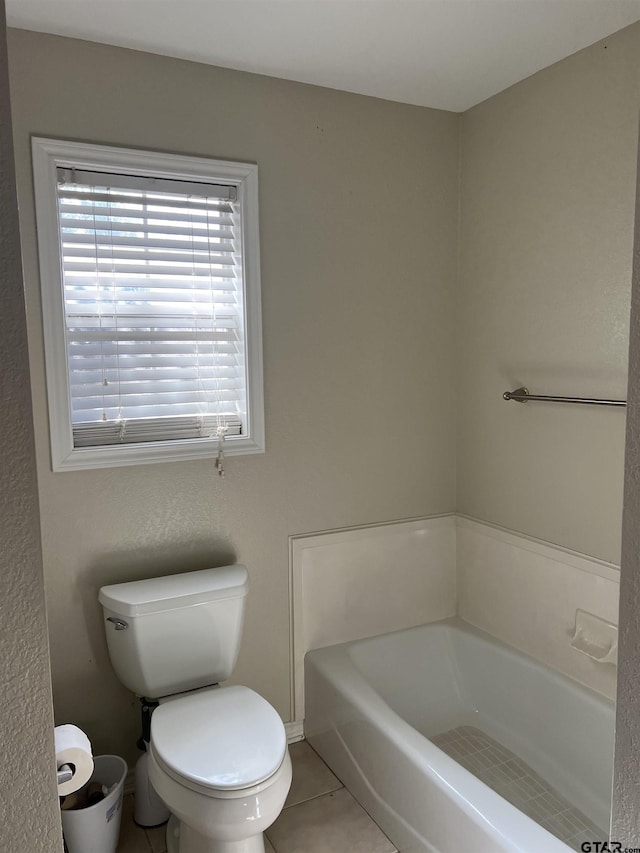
top-left (304, 618), bottom-right (614, 853)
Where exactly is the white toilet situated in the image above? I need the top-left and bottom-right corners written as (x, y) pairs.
top-left (99, 565), bottom-right (292, 853)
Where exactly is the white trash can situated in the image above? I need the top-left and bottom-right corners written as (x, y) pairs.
top-left (61, 755), bottom-right (127, 853)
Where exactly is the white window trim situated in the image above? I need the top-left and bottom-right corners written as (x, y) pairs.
top-left (32, 137), bottom-right (264, 471)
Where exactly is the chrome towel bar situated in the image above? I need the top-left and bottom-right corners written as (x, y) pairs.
top-left (503, 387), bottom-right (626, 407)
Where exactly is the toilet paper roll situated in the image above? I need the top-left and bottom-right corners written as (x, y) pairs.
top-left (55, 725), bottom-right (94, 796)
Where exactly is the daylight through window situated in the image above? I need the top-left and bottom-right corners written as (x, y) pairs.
top-left (32, 139), bottom-right (263, 470)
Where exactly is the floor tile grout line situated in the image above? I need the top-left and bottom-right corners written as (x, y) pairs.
top-left (284, 783), bottom-right (345, 810)
top-left (142, 826), bottom-right (163, 853)
top-left (268, 785), bottom-right (398, 853)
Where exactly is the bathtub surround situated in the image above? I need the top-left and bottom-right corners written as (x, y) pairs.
top-left (291, 514), bottom-right (620, 721)
top-left (290, 515), bottom-right (457, 718)
top-left (457, 517), bottom-right (619, 702)
top-left (0, 4), bottom-right (60, 851)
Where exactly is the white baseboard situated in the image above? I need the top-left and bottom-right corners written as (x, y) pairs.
top-left (285, 720), bottom-right (304, 743)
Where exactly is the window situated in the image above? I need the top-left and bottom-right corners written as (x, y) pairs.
top-left (32, 138), bottom-right (263, 471)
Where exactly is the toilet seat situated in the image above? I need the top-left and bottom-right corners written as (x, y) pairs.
top-left (150, 685), bottom-right (287, 797)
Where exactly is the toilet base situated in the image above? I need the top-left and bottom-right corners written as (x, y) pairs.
top-left (166, 814), bottom-right (266, 853)
top-left (134, 750), bottom-right (171, 827)
top-left (166, 815), bottom-right (180, 853)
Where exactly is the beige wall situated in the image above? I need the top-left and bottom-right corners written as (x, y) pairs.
top-left (0, 6), bottom-right (61, 851)
top-left (457, 23), bottom-right (640, 564)
top-left (7, 29), bottom-right (460, 764)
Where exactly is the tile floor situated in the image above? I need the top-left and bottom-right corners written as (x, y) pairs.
top-left (431, 725), bottom-right (606, 852)
top-left (116, 740), bottom-right (397, 853)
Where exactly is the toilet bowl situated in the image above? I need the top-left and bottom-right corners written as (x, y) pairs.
top-left (147, 685), bottom-right (292, 853)
top-left (150, 756), bottom-right (292, 853)
top-left (98, 566), bottom-right (292, 853)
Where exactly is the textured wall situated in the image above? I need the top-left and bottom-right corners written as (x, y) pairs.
top-left (0, 5), bottom-right (61, 851)
top-left (457, 23), bottom-right (640, 563)
top-left (612, 133), bottom-right (640, 843)
top-left (7, 29), bottom-right (460, 766)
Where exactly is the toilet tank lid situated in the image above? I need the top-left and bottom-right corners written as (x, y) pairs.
top-left (99, 565), bottom-right (249, 617)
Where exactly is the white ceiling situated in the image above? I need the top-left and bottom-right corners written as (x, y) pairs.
top-left (7, 0), bottom-right (640, 112)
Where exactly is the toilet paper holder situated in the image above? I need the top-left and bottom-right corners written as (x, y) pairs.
top-left (57, 764), bottom-right (74, 785)
top-left (55, 723), bottom-right (94, 797)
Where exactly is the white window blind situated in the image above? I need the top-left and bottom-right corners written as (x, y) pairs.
top-left (56, 167), bottom-right (247, 448)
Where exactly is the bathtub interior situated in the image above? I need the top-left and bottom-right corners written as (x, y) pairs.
top-left (344, 621), bottom-right (614, 833)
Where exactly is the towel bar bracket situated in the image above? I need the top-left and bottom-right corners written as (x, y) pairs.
top-left (503, 387), bottom-right (530, 403)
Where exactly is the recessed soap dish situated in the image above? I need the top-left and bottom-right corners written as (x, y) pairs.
top-left (570, 609), bottom-right (618, 666)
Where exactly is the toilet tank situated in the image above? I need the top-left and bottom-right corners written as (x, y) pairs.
top-left (99, 565), bottom-right (249, 699)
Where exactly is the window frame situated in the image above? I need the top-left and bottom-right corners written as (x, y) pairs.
top-left (32, 137), bottom-right (264, 471)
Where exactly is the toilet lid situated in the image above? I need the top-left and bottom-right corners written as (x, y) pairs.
top-left (150, 685), bottom-right (287, 792)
